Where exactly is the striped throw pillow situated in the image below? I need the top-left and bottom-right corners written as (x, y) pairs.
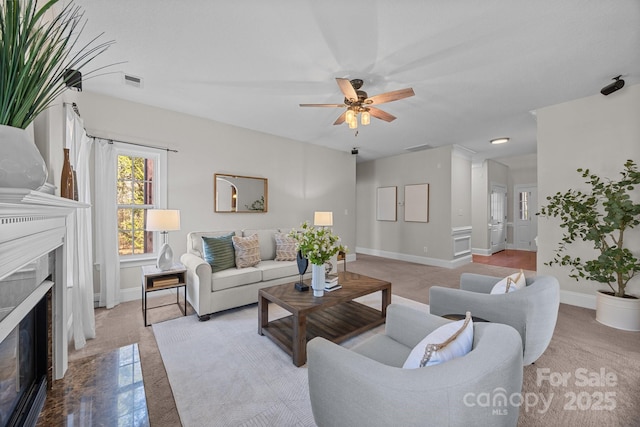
top-left (232, 234), bottom-right (261, 268)
top-left (202, 233), bottom-right (236, 273)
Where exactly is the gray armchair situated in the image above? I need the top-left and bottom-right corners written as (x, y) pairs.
top-left (307, 304), bottom-right (523, 427)
top-left (429, 273), bottom-right (560, 365)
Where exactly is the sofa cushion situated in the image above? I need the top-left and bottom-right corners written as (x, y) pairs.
top-left (232, 234), bottom-right (261, 268)
top-left (490, 269), bottom-right (526, 294)
top-left (211, 267), bottom-right (262, 292)
top-left (274, 232), bottom-right (298, 261)
top-left (188, 230), bottom-right (242, 258)
top-left (257, 260), bottom-right (299, 281)
top-left (402, 312), bottom-right (474, 368)
top-left (243, 228), bottom-right (278, 261)
top-left (202, 234), bottom-right (236, 273)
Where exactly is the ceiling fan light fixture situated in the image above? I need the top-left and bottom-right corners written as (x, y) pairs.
top-left (345, 109), bottom-right (355, 123)
top-left (490, 137), bottom-right (510, 145)
top-left (348, 117), bottom-right (358, 129)
top-left (361, 110), bottom-right (370, 125)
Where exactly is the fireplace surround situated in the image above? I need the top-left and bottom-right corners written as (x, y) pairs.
top-left (0, 189), bottom-right (82, 426)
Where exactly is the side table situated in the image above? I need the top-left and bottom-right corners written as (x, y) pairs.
top-left (141, 263), bottom-right (187, 327)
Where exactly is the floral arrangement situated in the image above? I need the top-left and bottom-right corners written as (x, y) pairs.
top-left (288, 221), bottom-right (346, 265)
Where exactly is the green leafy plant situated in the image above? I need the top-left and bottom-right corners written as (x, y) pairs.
top-left (538, 160), bottom-right (640, 297)
top-left (0, 0), bottom-right (113, 129)
top-left (288, 221), bottom-right (346, 265)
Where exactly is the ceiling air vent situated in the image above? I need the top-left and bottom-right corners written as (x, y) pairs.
top-left (123, 73), bottom-right (143, 88)
top-left (404, 144), bottom-right (432, 152)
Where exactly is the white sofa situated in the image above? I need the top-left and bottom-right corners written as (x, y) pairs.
top-left (180, 228), bottom-right (313, 320)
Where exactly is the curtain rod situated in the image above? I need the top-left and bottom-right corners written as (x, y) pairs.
top-left (63, 102), bottom-right (179, 153)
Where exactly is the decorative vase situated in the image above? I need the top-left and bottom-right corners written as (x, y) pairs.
top-left (0, 124), bottom-right (48, 190)
top-left (311, 263), bottom-right (325, 297)
top-left (596, 290), bottom-right (640, 331)
top-left (61, 148), bottom-right (74, 199)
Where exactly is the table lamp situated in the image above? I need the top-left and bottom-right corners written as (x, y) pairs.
top-left (313, 211), bottom-right (333, 227)
top-left (147, 209), bottom-right (181, 270)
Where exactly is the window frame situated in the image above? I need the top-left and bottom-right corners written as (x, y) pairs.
top-left (114, 142), bottom-right (168, 266)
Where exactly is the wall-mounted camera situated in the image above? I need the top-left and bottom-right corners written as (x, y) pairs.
top-left (600, 75), bottom-right (624, 96)
top-left (351, 147), bottom-right (359, 155)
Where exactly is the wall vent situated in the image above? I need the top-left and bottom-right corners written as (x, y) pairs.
top-left (404, 144), bottom-right (432, 152)
top-left (123, 73), bottom-right (143, 88)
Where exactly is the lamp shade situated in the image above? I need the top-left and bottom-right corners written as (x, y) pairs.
top-left (313, 211), bottom-right (333, 227)
top-left (147, 209), bottom-right (181, 231)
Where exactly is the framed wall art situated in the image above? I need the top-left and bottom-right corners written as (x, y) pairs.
top-left (376, 186), bottom-right (397, 221)
top-left (404, 183), bottom-right (429, 222)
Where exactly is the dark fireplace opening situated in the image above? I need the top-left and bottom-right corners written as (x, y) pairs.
top-left (0, 293), bottom-right (48, 427)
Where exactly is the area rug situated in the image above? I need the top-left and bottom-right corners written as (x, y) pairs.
top-left (152, 294), bottom-right (426, 427)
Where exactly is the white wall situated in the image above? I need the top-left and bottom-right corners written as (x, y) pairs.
top-left (355, 145), bottom-right (472, 267)
top-left (72, 92), bottom-right (356, 298)
top-left (537, 83), bottom-right (640, 307)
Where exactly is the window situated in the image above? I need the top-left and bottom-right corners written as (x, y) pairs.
top-left (519, 191), bottom-right (529, 221)
top-left (115, 143), bottom-right (167, 261)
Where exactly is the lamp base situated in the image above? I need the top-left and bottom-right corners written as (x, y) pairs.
top-left (295, 282), bottom-right (309, 292)
top-left (157, 243), bottom-right (174, 271)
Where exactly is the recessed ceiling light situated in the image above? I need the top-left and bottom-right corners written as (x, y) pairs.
top-left (490, 137), bottom-right (510, 145)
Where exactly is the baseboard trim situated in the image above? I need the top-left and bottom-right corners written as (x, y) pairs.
top-left (560, 290), bottom-right (596, 309)
top-left (355, 247), bottom-right (471, 269)
top-left (94, 287), bottom-right (178, 306)
top-left (472, 248), bottom-right (492, 256)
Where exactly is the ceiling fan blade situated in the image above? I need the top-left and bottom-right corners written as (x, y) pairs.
top-left (333, 111), bottom-right (347, 125)
top-left (365, 88), bottom-right (415, 105)
top-left (369, 107), bottom-right (396, 122)
top-left (299, 103), bottom-right (345, 107)
top-left (336, 78), bottom-right (358, 102)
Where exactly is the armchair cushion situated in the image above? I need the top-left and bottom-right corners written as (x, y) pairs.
top-left (403, 313), bottom-right (473, 368)
top-left (202, 233), bottom-right (236, 273)
top-left (490, 269), bottom-right (526, 294)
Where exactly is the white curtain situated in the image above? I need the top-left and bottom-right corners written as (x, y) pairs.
top-left (64, 106), bottom-right (96, 349)
top-left (95, 138), bottom-right (121, 309)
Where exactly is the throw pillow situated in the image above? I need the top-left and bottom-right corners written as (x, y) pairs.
top-left (232, 234), bottom-right (261, 268)
top-left (274, 232), bottom-right (298, 261)
top-left (202, 233), bottom-right (236, 273)
top-left (490, 269), bottom-right (526, 294)
top-left (403, 312), bottom-right (474, 369)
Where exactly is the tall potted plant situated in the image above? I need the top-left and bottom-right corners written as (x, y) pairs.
top-left (539, 159), bottom-right (640, 330)
top-left (0, 0), bottom-right (112, 189)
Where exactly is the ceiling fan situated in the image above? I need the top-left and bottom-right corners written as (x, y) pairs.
top-left (300, 78), bottom-right (415, 129)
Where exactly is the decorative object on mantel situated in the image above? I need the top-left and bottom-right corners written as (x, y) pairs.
top-left (60, 148), bottom-right (75, 199)
top-left (539, 159), bottom-right (640, 331)
top-left (146, 210), bottom-right (181, 270)
top-left (0, 0), bottom-right (113, 190)
top-left (289, 220), bottom-right (346, 297)
top-left (0, 125), bottom-right (48, 189)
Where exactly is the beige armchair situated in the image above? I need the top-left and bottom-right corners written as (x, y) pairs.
top-left (307, 304), bottom-right (523, 427)
top-left (429, 273), bottom-right (560, 365)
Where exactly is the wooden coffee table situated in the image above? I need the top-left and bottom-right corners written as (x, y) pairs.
top-left (258, 271), bottom-right (391, 366)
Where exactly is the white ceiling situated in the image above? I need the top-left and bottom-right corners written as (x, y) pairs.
top-left (74, 0), bottom-right (640, 162)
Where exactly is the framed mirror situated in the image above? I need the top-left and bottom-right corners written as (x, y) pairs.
top-left (214, 173), bottom-right (268, 213)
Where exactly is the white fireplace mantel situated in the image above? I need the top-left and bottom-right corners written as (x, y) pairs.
top-left (0, 188), bottom-right (88, 379)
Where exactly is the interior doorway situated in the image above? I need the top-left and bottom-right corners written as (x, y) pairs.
top-left (489, 184), bottom-right (507, 254)
top-left (514, 184), bottom-right (538, 251)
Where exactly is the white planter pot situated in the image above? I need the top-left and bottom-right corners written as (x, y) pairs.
top-left (596, 290), bottom-right (640, 331)
top-left (311, 263), bottom-right (325, 297)
top-left (0, 124), bottom-right (48, 190)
